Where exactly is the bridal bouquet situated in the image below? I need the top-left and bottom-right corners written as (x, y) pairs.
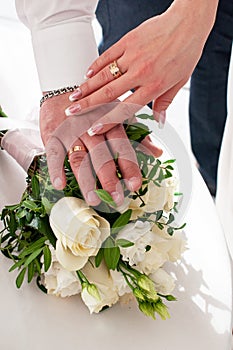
top-left (0, 113), bottom-right (186, 320)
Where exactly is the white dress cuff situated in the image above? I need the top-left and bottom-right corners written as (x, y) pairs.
top-left (31, 21), bottom-right (98, 91)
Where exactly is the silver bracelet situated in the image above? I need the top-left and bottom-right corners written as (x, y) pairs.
top-left (40, 85), bottom-right (79, 107)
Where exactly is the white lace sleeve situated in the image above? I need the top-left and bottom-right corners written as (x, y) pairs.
top-left (15, 0), bottom-right (99, 91)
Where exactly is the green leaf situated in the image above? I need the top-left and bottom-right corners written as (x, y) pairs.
top-left (104, 246), bottom-right (120, 270)
top-left (148, 163), bottom-right (160, 180)
top-left (167, 227), bottom-right (174, 236)
top-left (38, 217), bottom-right (56, 247)
top-left (36, 276), bottom-right (47, 294)
top-left (24, 248), bottom-right (43, 268)
top-left (167, 213), bottom-right (175, 225)
top-left (116, 238), bottom-right (134, 248)
top-left (31, 175), bottom-right (40, 200)
top-left (0, 106), bottom-right (8, 118)
top-left (95, 189), bottom-right (116, 207)
top-left (27, 262), bottom-right (35, 283)
top-left (136, 113), bottom-right (154, 120)
top-left (103, 237), bottom-right (120, 270)
top-left (112, 209), bottom-right (132, 233)
top-left (155, 210), bottom-right (163, 221)
top-left (22, 200), bottom-right (38, 211)
top-left (18, 237), bottom-right (46, 258)
top-left (163, 159), bottom-right (176, 164)
top-left (95, 247), bottom-right (104, 268)
top-left (16, 268), bottom-right (26, 288)
top-left (41, 197), bottom-right (53, 214)
top-left (43, 245), bottom-right (52, 272)
top-left (9, 259), bottom-right (26, 272)
top-left (16, 208), bottom-right (28, 219)
top-left (8, 211), bottom-right (18, 235)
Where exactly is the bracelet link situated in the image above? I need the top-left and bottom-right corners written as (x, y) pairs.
top-left (40, 84), bottom-right (79, 107)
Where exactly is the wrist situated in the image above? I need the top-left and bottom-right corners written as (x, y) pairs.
top-left (40, 85), bottom-right (79, 107)
top-left (169, 0), bottom-right (219, 40)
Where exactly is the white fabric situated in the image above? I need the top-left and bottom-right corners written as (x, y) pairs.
top-left (216, 47), bottom-right (233, 260)
top-left (15, 0), bottom-right (99, 90)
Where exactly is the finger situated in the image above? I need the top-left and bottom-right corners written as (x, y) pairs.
top-left (152, 80), bottom-right (187, 122)
top-left (45, 136), bottom-right (66, 190)
top-left (85, 41), bottom-right (125, 78)
top-left (69, 58), bottom-right (126, 102)
top-left (86, 101), bottom-right (141, 136)
top-left (139, 136), bottom-right (163, 158)
top-left (65, 73), bottom-right (133, 117)
top-left (81, 133), bottom-right (124, 206)
top-left (106, 124), bottom-right (142, 191)
top-left (68, 142), bottom-right (100, 206)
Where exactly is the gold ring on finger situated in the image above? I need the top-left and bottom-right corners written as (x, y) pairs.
top-left (68, 145), bottom-right (86, 157)
top-left (109, 60), bottom-right (122, 79)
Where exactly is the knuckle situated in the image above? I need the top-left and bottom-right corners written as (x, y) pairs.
top-left (70, 151), bottom-right (86, 168)
top-left (100, 68), bottom-right (110, 83)
top-left (103, 85), bottom-right (115, 102)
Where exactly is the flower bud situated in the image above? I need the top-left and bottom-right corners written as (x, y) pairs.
top-left (153, 300), bottom-right (170, 320)
top-left (133, 288), bottom-right (145, 301)
top-left (137, 275), bottom-right (158, 301)
top-left (87, 283), bottom-right (101, 301)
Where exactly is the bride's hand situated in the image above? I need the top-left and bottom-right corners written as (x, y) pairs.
top-left (40, 95), bottom-right (162, 206)
top-left (65, 0), bottom-right (218, 133)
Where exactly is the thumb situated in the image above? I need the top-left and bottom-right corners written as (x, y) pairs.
top-left (152, 80), bottom-right (187, 125)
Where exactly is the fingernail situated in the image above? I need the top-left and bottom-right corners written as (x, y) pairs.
top-left (69, 88), bottom-right (82, 101)
top-left (87, 123), bottom-right (103, 136)
top-left (158, 110), bottom-right (166, 129)
top-left (53, 177), bottom-right (63, 189)
top-left (87, 190), bottom-right (99, 203)
top-left (65, 104), bottom-right (81, 116)
top-left (111, 192), bottom-right (122, 205)
top-left (85, 69), bottom-right (94, 79)
top-left (127, 177), bottom-right (142, 191)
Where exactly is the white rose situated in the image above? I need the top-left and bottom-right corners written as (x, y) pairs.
top-left (42, 247), bottom-right (81, 297)
top-left (81, 260), bottom-right (119, 314)
top-left (117, 220), bottom-right (153, 266)
top-left (149, 268), bottom-right (175, 295)
top-left (110, 270), bottom-right (131, 296)
top-left (49, 197), bottom-right (110, 271)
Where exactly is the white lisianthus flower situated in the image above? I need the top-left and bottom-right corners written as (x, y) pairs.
top-left (81, 260), bottom-right (119, 314)
top-left (117, 221), bottom-right (153, 266)
top-left (152, 224), bottom-right (187, 262)
top-left (49, 197), bottom-right (110, 271)
top-left (110, 270), bottom-right (131, 296)
top-left (149, 268), bottom-right (175, 295)
top-left (126, 169), bottom-right (177, 220)
top-left (42, 247), bottom-right (81, 297)
top-left (137, 245), bottom-right (169, 274)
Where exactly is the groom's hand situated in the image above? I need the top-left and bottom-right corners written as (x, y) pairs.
top-left (40, 94), bottom-right (145, 206)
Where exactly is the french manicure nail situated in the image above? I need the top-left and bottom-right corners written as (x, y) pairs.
top-left (111, 192), bottom-right (122, 205)
top-left (65, 104), bottom-right (81, 116)
top-left (53, 177), bottom-right (63, 189)
top-left (69, 88), bottom-right (82, 101)
top-left (158, 110), bottom-right (166, 129)
top-left (87, 190), bottom-right (99, 203)
top-left (85, 69), bottom-right (94, 79)
top-left (127, 177), bottom-right (142, 191)
top-left (87, 123), bottom-right (103, 136)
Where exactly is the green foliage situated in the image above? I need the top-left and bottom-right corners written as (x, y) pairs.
top-left (0, 112), bottom-right (185, 320)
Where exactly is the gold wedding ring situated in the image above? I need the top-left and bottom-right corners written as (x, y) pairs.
top-left (68, 145), bottom-right (86, 156)
top-left (109, 60), bottom-right (122, 79)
